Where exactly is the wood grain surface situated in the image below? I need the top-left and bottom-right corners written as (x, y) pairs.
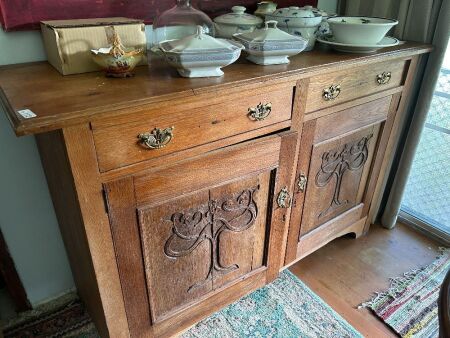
top-left (289, 223), bottom-right (441, 338)
top-left (2, 44), bottom-right (431, 338)
top-left (0, 43), bottom-right (431, 136)
top-left (93, 85), bottom-right (293, 171)
top-left (305, 59), bottom-right (406, 113)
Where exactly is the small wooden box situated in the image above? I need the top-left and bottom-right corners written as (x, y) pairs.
top-left (40, 17), bottom-right (147, 75)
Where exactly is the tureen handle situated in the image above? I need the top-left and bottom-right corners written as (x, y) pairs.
top-left (265, 20), bottom-right (278, 29)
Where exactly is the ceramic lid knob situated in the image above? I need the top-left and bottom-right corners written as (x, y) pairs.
top-left (232, 6), bottom-right (246, 14)
top-left (265, 20), bottom-right (278, 29)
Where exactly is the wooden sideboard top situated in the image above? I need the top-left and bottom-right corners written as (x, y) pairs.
top-left (0, 42), bottom-right (431, 136)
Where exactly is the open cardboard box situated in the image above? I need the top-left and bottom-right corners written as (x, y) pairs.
top-left (41, 17), bottom-right (147, 75)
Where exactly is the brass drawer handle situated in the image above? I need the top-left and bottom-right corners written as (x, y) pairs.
top-left (322, 84), bottom-right (341, 101)
top-left (297, 173), bottom-right (308, 193)
top-left (138, 127), bottom-right (174, 149)
top-left (376, 71), bottom-right (391, 85)
top-left (248, 102), bottom-right (272, 121)
top-left (277, 186), bottom-right (292, 208)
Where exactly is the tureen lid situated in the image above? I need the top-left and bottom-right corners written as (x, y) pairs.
top-left (159, 26), bottom-right (242, 53)
top-left (302, 5), bottom-right (335, 17)
top-left (270, 6), bottom-right (320, 18)
top-left (214, 6), bottom-right (263, 26)
top-left (234, 21), bottom-right (307, 43)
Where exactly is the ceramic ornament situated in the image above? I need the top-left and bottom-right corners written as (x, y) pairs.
top-left (159, 26), bottom-right (243, 78)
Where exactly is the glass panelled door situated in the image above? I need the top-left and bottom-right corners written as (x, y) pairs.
top-left (401, 39), bottom-right (450, 240)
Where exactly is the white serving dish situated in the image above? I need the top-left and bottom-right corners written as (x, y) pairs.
top-left (265, 6), bottom-right (322, 51)
top-left (214, 6), bottom-right (263, 39)
top-left (233, 21), bottom-right (308, 65)
top-left (327, 16), bottom-right (398, 45)
top-left (317, 35), bottom-right (400, 53)
top-left (158, 26), bottom-right (243, 78)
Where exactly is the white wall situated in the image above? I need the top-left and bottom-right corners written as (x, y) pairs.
top-left (0, 25), bottom-right (155, 309)
top-left (0, 0), bottom-right (337, 306)
top-left (0, 30), bottom-right (75, 306)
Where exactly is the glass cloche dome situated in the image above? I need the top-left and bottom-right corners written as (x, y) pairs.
top-left (152, 0), bottom-right (215, 46)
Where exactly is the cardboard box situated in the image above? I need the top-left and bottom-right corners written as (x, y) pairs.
top-left (41, 18), bottom-right (147, 75)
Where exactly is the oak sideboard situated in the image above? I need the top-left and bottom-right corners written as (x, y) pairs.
top-left (0, 43), bottom-right (431, 337)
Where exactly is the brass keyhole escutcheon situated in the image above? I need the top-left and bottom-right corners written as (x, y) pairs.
top-left (277, 186), bottom-right (292, 208)
top-left (297, 173), bottom-right (308, 193)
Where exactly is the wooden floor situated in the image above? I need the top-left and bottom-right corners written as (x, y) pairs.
top-left (289, 223), bottom-right (441, 338)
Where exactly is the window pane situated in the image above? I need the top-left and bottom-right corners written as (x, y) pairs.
top-left (401, 39), bottom-right (450, 234)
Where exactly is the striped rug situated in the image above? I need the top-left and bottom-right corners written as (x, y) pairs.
top-left (360, 248), bottom-right (450, 338)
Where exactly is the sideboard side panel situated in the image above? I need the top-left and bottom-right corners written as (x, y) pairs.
top-left (365, 56), bottom-right (421, 230)
top-left (36, 125), bottom-right (129, 338)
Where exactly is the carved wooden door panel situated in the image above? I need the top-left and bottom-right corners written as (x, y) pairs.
top-left (285, 96), bottom-right (398, 264)
top-left (138, 172), bottom-right (269, 322)
top-left (299, 126), bottom-right (379, 235)
top-left (103, 133), bottom-right (297, 337)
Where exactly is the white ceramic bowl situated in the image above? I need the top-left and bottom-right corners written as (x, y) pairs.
top-left (328, 16), bottom-right (398, 45)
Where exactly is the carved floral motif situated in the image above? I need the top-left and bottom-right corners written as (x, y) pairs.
top-left (315, 134), bottom-right (373, 218)
top-left (164, 187), bottom-right (259, 292)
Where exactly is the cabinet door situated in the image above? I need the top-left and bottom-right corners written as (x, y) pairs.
top-left (138, 173), bottom-right (269, 321)
top-left (285, 96), bottom-right (397, 263)
top-left (104, 133), bottom-right (296, 338)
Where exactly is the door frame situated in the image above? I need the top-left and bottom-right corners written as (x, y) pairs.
top-left (399, 211), bottom-right (450, 246)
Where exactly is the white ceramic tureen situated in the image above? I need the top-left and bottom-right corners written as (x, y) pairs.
top-left (233, 21), bottom-right (308, 65)
top-left (265, 6), bottom-right (322, 51)
top-left (158, 26), bottom-right (243, 78)
top-left (300, 5), bottom-right (338, 37)
top-left (214, 6), bottom-right (263, 38)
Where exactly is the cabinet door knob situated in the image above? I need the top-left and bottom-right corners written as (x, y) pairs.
top-left (297, 173), bottom-right (308, 192)
top-left (322, 84), bottom-right (341, 101)
top-left (376, 71), bottom-right (391, 85)
top-left (138, 127), bottom-right (174, 149)
top-left (248, 102), bottom-right (272, 121)
top-left (277, 186), bottom-right (292, 208)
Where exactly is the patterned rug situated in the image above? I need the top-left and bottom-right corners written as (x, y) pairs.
top-left (360, 248), bottom-right (450, 338)
top-left (3, 271), bottom-right (361, 338)
top-left (2, 293), bottom-right (96, 338)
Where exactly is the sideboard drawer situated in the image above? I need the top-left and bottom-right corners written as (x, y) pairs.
top-left (305, 59), bottom-right (407, 113)
top-left (93, 86), bottom-right (294, 172)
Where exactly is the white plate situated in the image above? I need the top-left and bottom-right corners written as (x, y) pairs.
top-left (317, 36), bottom-right (399, 53)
